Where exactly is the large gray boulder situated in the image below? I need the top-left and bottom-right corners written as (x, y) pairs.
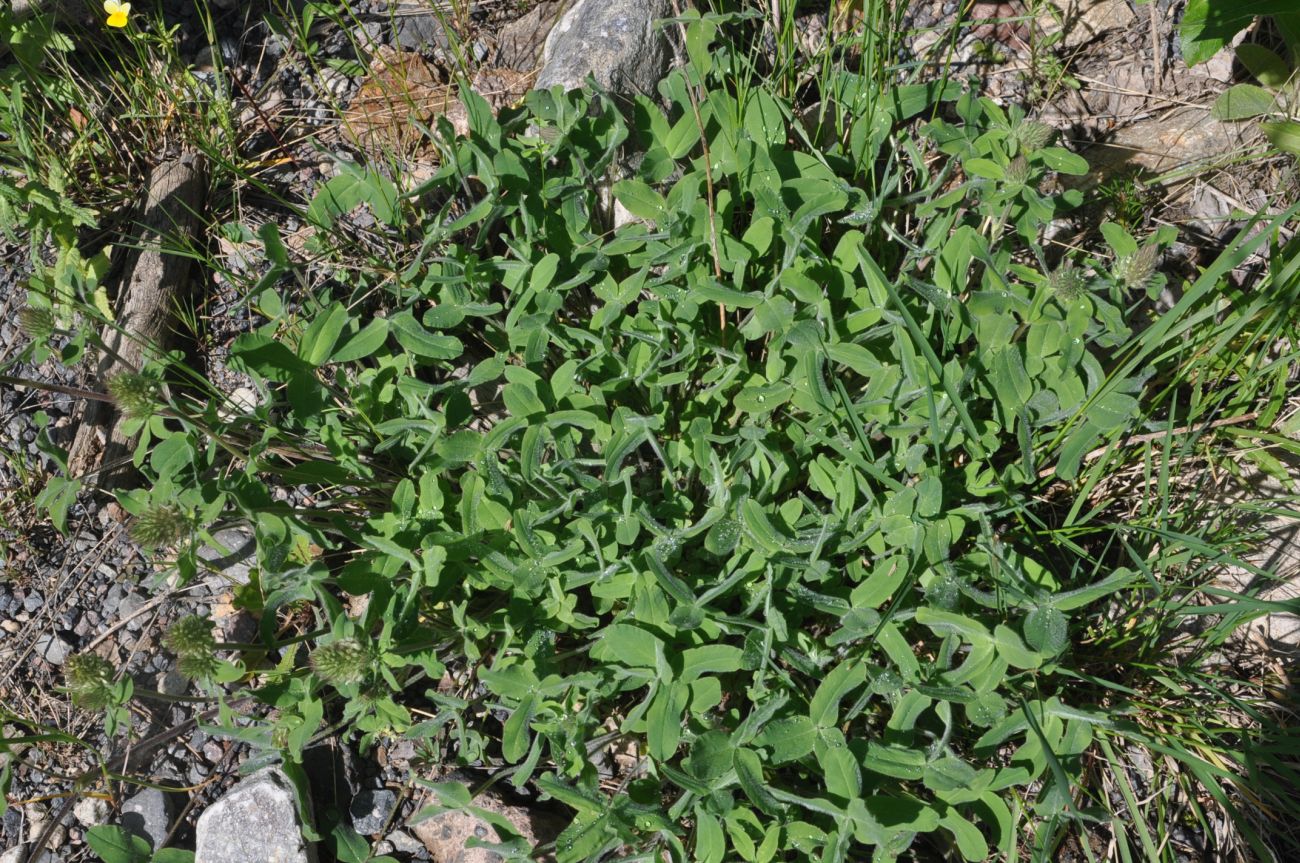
top-left (194, 768), bottom-right (315, 863)
top-left (535, 0), bottom-right (673, 98)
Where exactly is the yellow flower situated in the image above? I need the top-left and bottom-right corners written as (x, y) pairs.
top-left (104, 0), bottom-right (130, 28)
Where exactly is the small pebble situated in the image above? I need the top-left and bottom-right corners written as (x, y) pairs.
top-left (73, 797), bottom-right (110, 828)
top-left (349, 788), bottom-right (397, 836)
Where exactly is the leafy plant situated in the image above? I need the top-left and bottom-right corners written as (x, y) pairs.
top-left (86, 824), bottom-right (194, 863)
top-left (1209, 40), bottom-right (1300, 156)
top-left (5, 3), bottom-right (1300, 862)
top-left (1180, 0), bottom-right (1300, 66)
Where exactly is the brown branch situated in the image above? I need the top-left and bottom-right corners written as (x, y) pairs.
top-left (66, 150), bottom-right (208, 487)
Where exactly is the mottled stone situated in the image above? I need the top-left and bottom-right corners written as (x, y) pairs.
top-left (72, 797), bottom-right (110, 828)
top-left (121, 787), bottom-right (174, 851)
top-left (350, 789), bottom-right (397, 836)
top-left (198, 527), bottom-right (255, 585)
top-left (410, 788), bottom-right (563, 863)
top-left (194, 768), bottom-right (315, 863)
top-left (535, 0), bottom-right (673, 98)
top-left (34, 634), bottom-right (71, 665)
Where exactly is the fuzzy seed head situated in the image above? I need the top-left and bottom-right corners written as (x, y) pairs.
top-left (165, 615), bottom-right (216, 657)
top-left (177, 652), bottom-right (221, 680)
top-left (129, 502), bottom-right (190, 548)
top-left (64, 653), bottom-right (116, 710)
top-left (310, 639), bottom-right (371, 687)
top-left (1114, 243), bottom-right (1159, 291)
top-left (1017, 121), bottom-right (1055, 152)
top-left (107, 373), bottom-right (159, 420)
top-left (1004, 155), bottom-right (1031, 187)
top-left (1048, 263), bottom-right (1087, 301)
top-left (19, 307), bottom-right (56, 342)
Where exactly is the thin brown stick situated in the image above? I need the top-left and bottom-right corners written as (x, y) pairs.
top-left (0, 375), bottom-right (115, 405)
top-left (1038, 412), bottom-right (1261, 479)
top-left (1149, 1), bottom-right (1163, 90)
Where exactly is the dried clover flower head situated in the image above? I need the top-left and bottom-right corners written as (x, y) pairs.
top-left (1048, 263), bottom-right (1087, 301)
top-left (1017, 120), bottom-right (1055, 152)
top-left (1004, 155), bottom-right (1031, 187)
top-left (1114, 243), bottom-right (1159, 291)
top-left (107, 373), bottom-right (159, 420)
top-left (64, 653), bottom-right (116, 710)
top-left (310, 639), bottom-right (371, 687)
top-left (19, 306), bottom-right (56, 342)
top-left (129, 502), bottom-right (190, 548)
top-left (165, 615), bottom-right (216, 657)
top-left (176, 652), bottom-right (221, 680)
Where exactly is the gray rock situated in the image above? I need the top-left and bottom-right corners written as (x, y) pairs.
top-left (385, 830), bottom-right (422, 854)
top-left (157, 669), bottom-right (188, 698)
top-left (121, 788), bottom-right (174, 851)
top-left (34, 634), bottom-right (71, 665)
top-left (350, 788), bottom-right (397, 836)
top-left (72, 797), bottom-right (110, 828)
top-left (394, 13), bottom-right (448, 52)
top-left (198, 527), bottom-right (255, 585)
top-left (194, 768), bottom-right (315, 863)
top-left (535, 0), bottom-right (673, 98)
top-left (1, 849), bottom-right (58, 863)
top-left (118, 592), bottom-right (147, 631)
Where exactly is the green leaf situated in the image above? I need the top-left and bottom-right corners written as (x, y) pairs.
top-left (306, 165), bottom-right (400, 228)
top-left (1211, 83), bottom-right (1277, 120)
top-left (1263, 120), bottom-right (1300, 156)
top-left (1089, 391), bottom-right (1138, 432)
top-left (151, 850), bottom-right (196, 863)
top-left (589, 623), bottom-right (664, 669)
top-left (85, 825), bottom-right (152, 863)
top-left (613, 179), bottom-right (666, 222)
top-left (330, 317), bottom-right (390, 363)
top-left (230, 333), bottom-right (311, 379)
top-left (647, 681), bottom-right (689, 760)
top-left (1024, 606), bottom-right (1069, 655)
top-left (733, 747), bottom-right (783, 815)
top-left (825, 342), bottom-right (881, 376)
top-left (743, 89), bottom-right (785, 146)
top-left (741, 499), bottom-right (786, 555)
top-left (753, 716), bottom-right (817, 764)
top-left (688, 730), bottom-right (735, 782)
top-left (1038, 147), bottom-right (1089, 175)
top-left (734, 382), bottom-right (794, 413)
top-left (993, 624), bottom-right (1044, 670)
top-left (331, 823), bottom-right (371, 863)
top-left (940, 807), bottom-right (990, 862)
top-left (679, 644), bottom-right (744, 682)
top-left (923, 755), bottom-right (979, 794)
top-left (389, 310), bottom-right (463, 360)
top-left (963, 158), bottom-right (1004, 180)
top-left (863, 743), bottom-right (926, 780)
top-left (809, 661), bottom-right (866, 727)
top-left (502, 691), bottom-right (536, 763)
top-left (1236, 43), bottom-right (1292, 88)
top-left (694, 809), bottom-right (727, 863)
top-left (817, 732), bottom-right (862, 799)
top-left (691, 281), bottom-right (764, 308)
top-left (297, 302), bottom-right (349, 366)
top-left (1180, 0), bottom-right (1297, 64)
